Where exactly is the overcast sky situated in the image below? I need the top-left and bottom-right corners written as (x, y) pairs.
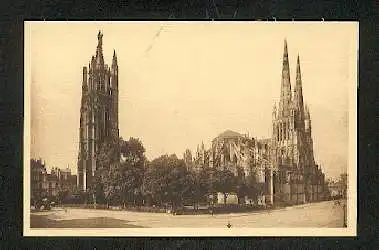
top-left (27, 22), bottom-right (357, 180)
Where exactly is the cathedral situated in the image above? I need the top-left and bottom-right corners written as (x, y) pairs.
top-left (77, 31), bottom-right (119, 191)
top-left (269, 39), bottom-right (325, 205)
top-left (188, 39), bottom-right (326, 205)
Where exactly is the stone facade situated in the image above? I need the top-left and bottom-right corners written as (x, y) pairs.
top-left (51, 167), bottom-right (78, 194)
top-left (185, 39), bottom-right (326, 206)
top-left (270, 39), bottom-right (325, 205)
top-left (77, 31), bottom-right (119, 191)
top-left (31, 159), bottom-right (46, 202)
top-left (31, 159), bottom-right (77, 202)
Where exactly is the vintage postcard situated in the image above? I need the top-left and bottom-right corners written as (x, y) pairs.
top-left (24, 21), bottom-right (357, 236)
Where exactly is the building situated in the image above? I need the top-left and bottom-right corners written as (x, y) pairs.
top-left (51, 166), bottom-right (78, 193)
top-left (192, 142), bottom-right (209, 172)
top-left (31, 160), bottom-right (78, 203)
top-left (77, 31), bottom-right (119, 191)
top-left (327, 173), bottom-right (347, 199)
top-left (30, 159), bottom-right (47, 202)
top-left (42, 173), bottom-right (59, 198)
top-left (269, 39), bottom-right (325, 205)
top-left (198, 130), bottom-right (272, 204)
top-left (185, 39), bottom-right (326, 206)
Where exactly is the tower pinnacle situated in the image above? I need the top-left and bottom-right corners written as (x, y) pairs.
top-left (294, 54), bottom-right (305, 120)
top-left (96, 30), bottom-right (104, 66)
top-left (296, 54), bottom-right (301, 81)
top-left (97, 30), bottom-right (103, 49)
top-left (278, 38), bottom-right (292, 117)
top-left (112, 49), bottom-right (118, 66)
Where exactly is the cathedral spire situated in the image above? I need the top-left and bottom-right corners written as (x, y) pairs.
top-left (279, 38), bottom-right (292, 117)
top-left (96, 30), bottom-right (104, 67)
top-left (97, 30), bottom-right (103, 53)
top-left (112, 49), bottom-right (118, 67)
top-left (294, 54), bottom-right (305, 119)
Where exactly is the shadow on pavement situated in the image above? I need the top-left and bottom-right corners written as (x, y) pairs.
top-left (30, 214), bottom-right (147, 228)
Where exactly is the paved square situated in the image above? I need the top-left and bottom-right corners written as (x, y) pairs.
top-left (31, 200), bottom-right (346, 228)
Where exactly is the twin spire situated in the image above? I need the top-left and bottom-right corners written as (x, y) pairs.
top-left (294, 52), bottom-right (304, 119)
top-left (279, 38), bottom-right (304, 118)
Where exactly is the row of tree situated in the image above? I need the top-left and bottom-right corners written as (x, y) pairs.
top-left (88, 137), bottom-right (264, 209)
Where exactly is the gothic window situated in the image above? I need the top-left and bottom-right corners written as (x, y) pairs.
top-left (225, 151), bottom-right (230, 162)
top-left (283, 122), bottom-right (287, 140)
top-left (286, 121), bottom-right (289, 139)
top-left (94, 110), bottom-right (97, 128)
top-left (287, 171), bottom-right (291, 183)
top-left (105, 111), bottom-right (109, 137)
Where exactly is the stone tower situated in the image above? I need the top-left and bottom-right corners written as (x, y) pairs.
top-left (270, 39), bottom-right (320, 204)
top-left (77, 31), bottom-right (119, 191)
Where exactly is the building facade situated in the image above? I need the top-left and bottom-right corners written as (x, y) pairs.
top-left (77, 31), bottom-right (119, 191)
top-left (185, 39), bottom-right (326, 206)
top-left (51, 166), bottom-right (78, 194)
top-left (31, 159), bottom-right (78, 203)
top-left (31, 159), bottom-right (47, 202)
top-left (268, 39), bottom-right (325, 205)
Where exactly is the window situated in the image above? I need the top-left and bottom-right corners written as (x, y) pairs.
top-left (105, 111), bottom-right (109, 137)
top-left (283, 122), bottom-right (287, 140)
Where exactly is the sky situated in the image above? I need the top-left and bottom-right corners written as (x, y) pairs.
top-left (26, 21), bottom-right (357, 180)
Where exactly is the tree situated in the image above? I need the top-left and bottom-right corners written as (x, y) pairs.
top-left (144, 154), bottom-right (188, 211)
top-left (234, 166), bottom-right (250, 204)
top-left (95, 137), bottom-right (121, 206)
top-left (245, 174), bottom-right (263, 202)
top-left (96, 137), bottom-right (120, 172)
top-left (214, 169), bottom-right (237, 206)
top-left (182, 165), bottom-right (211, 210)
top-left (181, 170), bottom-right (197, 208)
top-left (119, 137), bottom-right (147, 207)
top-left (94, 137), bottom-right (148, 207)
top-left (100, 163), bottom-right (123, 206)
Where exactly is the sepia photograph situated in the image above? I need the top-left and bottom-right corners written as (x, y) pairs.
top-left (24, 21), bottom-right (357, 236)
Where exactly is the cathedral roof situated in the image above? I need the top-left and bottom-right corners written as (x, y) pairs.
top-left (216, 130), bottom-right (243, 139)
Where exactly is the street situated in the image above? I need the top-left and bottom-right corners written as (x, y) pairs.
top-left (30, 200), bottom-right (346, 228)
